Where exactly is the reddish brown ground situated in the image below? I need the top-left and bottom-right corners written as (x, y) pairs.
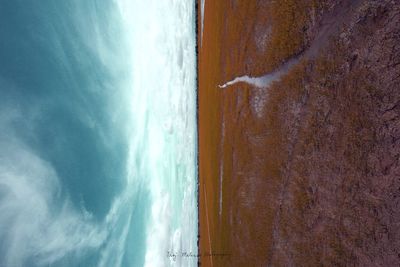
top-left (198, 1), bottom-right (313, 265)
top-left (198, 1), bottom-right (223, 266)
top-left (198, 2), bottom-right (278, 265)
top-left (199, 0), bottom-right (400, 266)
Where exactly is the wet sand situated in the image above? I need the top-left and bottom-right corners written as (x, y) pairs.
top-left (197, 0), bottom-right (223, 265)
top-left (198, 1), bottom-right (275, 266)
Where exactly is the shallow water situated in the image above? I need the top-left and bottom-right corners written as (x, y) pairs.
top-left (0, 1), bottom-right (197, 266)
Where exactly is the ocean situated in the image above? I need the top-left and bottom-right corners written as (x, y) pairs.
top-left (0, 0), bottom-right (197, 266)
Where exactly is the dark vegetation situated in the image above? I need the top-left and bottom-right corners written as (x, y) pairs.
top-left (263, 1), bottom-right (400, 265)
top-left (266, 0), bottom-right (323, 68)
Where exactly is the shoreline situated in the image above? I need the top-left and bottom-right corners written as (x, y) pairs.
top-left (195, 0), bottom-right (200, 266)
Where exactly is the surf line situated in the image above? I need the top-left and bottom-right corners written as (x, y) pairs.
top-left (200, 0), bottom-right (205, 47)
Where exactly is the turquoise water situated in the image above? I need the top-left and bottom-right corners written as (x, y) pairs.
top-left (0, 0), bottom-right (197, 266)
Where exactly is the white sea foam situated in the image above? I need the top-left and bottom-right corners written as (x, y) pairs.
top-left (0, 1), bottom-right (197, 266)
top-left (0, 104), bottom-right (141, 266)
top-left (0, 105), bottom-right (105, 266)
top-left (116, 0), bottom-right (198, 266)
